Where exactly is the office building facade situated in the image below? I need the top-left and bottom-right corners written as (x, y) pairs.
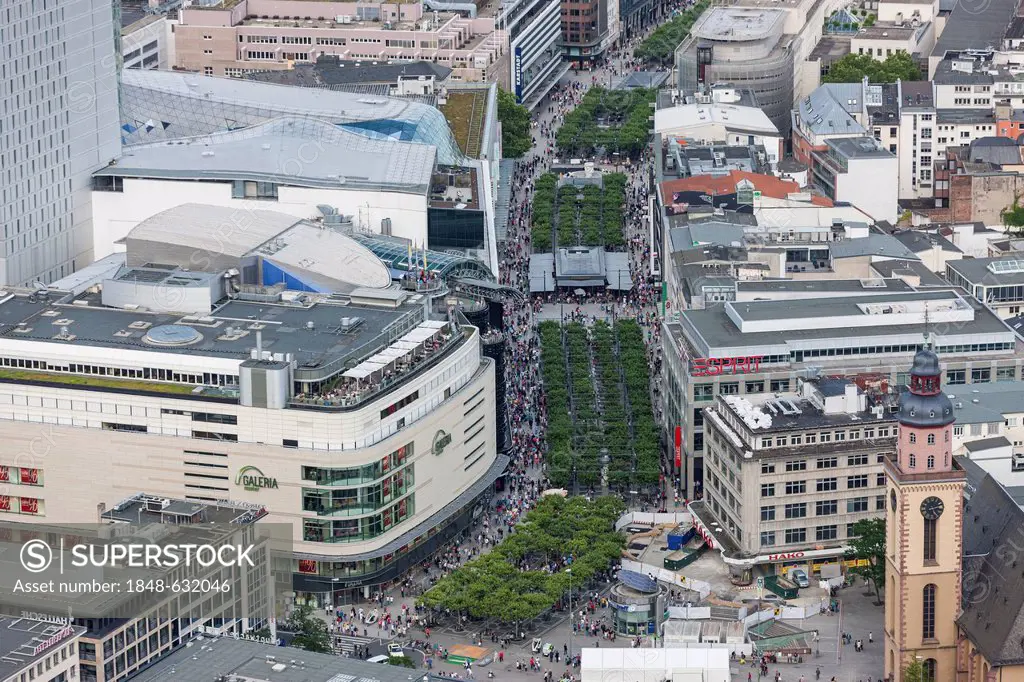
top-left (0, 0), bottom-right (120, 286)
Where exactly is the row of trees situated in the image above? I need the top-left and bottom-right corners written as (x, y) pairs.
top-left (497, 86), bottom-right (531, 158)
top-left (556, 88), bottom-right (656, 159)
top-left (418, 496), bottom-right (626, 623)
top-left (633, 0), bottom-right (710, 65)
top-left (532, 174), bottom-right (628, 252)
top-left (539, 321), bottom-right (660, 490)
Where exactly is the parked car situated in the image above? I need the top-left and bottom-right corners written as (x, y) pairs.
top-left (790, 569), bottom-right (810, 588)
top-left (531, 638), bottom-right (543, 653)
top-left (388, 643), bottom-right (406, 658)
top-left (542, 643), bottom-right (554, 657)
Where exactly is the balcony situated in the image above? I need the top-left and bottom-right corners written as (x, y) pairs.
top-left (290, 322), bottom-right (465, 410)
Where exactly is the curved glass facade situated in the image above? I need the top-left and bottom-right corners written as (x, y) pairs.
top-left (120, 69), bottom-right (466, 165)
top-left (353, 234), bottom-right (494, 279)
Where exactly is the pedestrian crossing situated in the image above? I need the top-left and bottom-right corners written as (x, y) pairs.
top-left (333, 633), bottom-right (375, 655)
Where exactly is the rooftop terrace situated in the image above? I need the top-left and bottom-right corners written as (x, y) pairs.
top-left (441, 89), bottom-right (489, 158)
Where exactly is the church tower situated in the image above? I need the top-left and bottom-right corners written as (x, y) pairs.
top-left (884, 347), bottom-right (965, 682)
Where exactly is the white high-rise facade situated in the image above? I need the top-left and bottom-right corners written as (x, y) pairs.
top-left (0, 0), bottom-right (120, 286)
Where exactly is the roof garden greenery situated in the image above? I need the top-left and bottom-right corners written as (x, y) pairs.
top-left (0, 369), bottom-right (200, 395)
top-left (441, 90), bottom-right (488, 158)
top-left (555, 87), bottom-right (656, 159)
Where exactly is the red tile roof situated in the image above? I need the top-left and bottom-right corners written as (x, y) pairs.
top-left (660, 170), bottom-right (833, 207)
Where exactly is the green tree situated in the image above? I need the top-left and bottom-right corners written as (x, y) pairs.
top-left (902, 658), bottom-right (925, 682)
top-left (1002, 195), bottom-right (1024, 233)
top-left (388, 656), bottom-right (417, 668)
top-left (497, 86), bottom-right (531, 158)
top-left (634, 0), bottom-right (709, 64)
top-left (846, 517), bottom-right (886, 604)
top-left (285, 604), bottom-right (333, 654)
top-left (824, 51), bottom-right (920, 83)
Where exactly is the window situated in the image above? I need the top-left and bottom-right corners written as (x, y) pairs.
top-left (848, 497), bottom-right (869, 513)
top-left (791, 435), bottom-right (802, 445)
top-left (102, 422), bottom-right (147, 433)
top-left (972, 368), bottom-right (991, 383)
top-left (848, 475), bottom-right (868, 489)
top-left (817, 456), bottom-right (837, 469)
top-left (720, 382), bottom-right (739, 395)
top-left (760, 531), bottom-right (776, 547)
top-left (877, 473), bottom-right (886, 486)
top-left (761, 462), bottom-right (776, 474)
top-left (923, 659), bottom-right (937, 682)
top-left (775, 437), bottom-right (788, 447)
top-left (909, 453), bottom-right (917, 467)
top-left (819, 432), bottom-right (832, 443)
top-left (909, 433), bottom-right (917, 444)
top-left (745, 380), bottom-right (764, 393)
top-left (927, 454), bottom-right (935, 469)
top-left (848, 454), bottom-right (868, 466)
top-left (946, 369), bottom-right (966, 385)
top-left (834, 430), bottom-right (846, 442)
top-left (816, 499), bottom-right (837, 516)
top-left (761, 506), bottom-right (776, 521)
top-left (924, 517), bottom-right (937, 563)
top-left (816, 478), bottom-right (837, 492)
top-left (785, 528), bottom-right (806, 544)
top-left (785, 460), bottom-right (807, 472)
top-left (282, 439), bottom-right (298, 448)
top-left (192, 412), bottom-right (237, 425)
top-left (381, 391), bottom-right (420, 419)
top-left (761, 438), bottom-right (773, 448)
top-left (785, 480), bottom-right (807, 495)
top-left (997, 366), bottom-right (1016, 382)
top-left (761, 483), bottom-right (775, 497)
top-left (784, 503), bottom-right (807, 519)
top-left (816, 525), bottom-right (837, 541)
top-left (954, 425), bottom-right (964, 436)
top-left (927, 434), bottom-right (935, 445)
top-left (192, 431), bottom-right (238, 442)
top-left (694, 384), bottom-right (714, 400)
top-left (806, 434), bottom-right (817, 444)
top-left (770, 379), bottom-right (790, 392)
top-left (922, 584), bottom-right (936, 639)
top-left (876, 495), bottom-right (886, 511)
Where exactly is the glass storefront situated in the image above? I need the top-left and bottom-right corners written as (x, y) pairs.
top-left (302, 496), bottom-right (415, 543)
top-left (301, 467), bottom-right (414, 516)
top-left (301, 442), bottom-right (412, 486)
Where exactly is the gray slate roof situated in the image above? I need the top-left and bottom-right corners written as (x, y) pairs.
top-left (931, 0), bottom-right (1018, 58)
top-left (891, 229), bottom-right (963, 254)
top-left (958, 470), bottom-right (1024, 666)
top-left (829, 234), bottom-right (920, 260)
top-left (797, 84), bottom-right (866, 136)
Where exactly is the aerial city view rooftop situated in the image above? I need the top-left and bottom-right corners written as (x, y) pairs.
top-left (5, 0), bottom-right (1024, 679)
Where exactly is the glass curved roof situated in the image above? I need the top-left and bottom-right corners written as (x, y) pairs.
top-left (352, 234), bottom-right (493, 280)
top-left (120, 70), bottom-right (464, 165)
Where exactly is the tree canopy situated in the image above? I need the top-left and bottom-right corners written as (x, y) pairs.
top-left (846, 517), bottom-right (886, 604)
top-left (1002, 195), bottom-right (1024, 232)
top-left (556, 88), bottom-right (655, 159)
top-left (285, 604), bottom-right (333, 654)
top-left (633, 1), bottom-right (709, 64)
top-left (823, 51), bottom-right (920, 83)
top-left (418, 496), bottom-right (626, 622)
top-left (497, 86), bottom-right (531, 158)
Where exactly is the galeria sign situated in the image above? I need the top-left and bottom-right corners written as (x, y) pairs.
top-left (236, 466), bottom-right (279, 492)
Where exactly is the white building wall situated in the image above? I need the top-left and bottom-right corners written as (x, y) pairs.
top-left (836, 156), bottom-right (899, 223)
top-left (0, 0), bottom-right (121, 286)
top-left (91, 178), bottom-right (429, 261)
top-left (122, 16), bottom-right (176, 70)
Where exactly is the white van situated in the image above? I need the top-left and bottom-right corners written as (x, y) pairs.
top-left (368, 655), bottom-right (390, 664)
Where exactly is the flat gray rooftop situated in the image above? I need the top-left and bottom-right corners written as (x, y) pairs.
top-left (130, 637), bottom-right (441, 682)
top-left (827, 136), bottom-right (894, 159)
top-left (692, 7), bottom-right (785, 41)
top-left (948, 257), bottom-right (1024, 285)
top-left (736, 278), bottom-right (914, 294)
top-left (0, 618), bottom-right (86, 681)
top-left (719, 393), bottom-right (897, 435)
top-left (679, 290), bottom-right (1013, 351)
top-left (0, 292), bottom-right (417, 369)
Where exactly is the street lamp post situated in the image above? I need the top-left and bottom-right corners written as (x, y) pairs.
top-left (566, 568), bottom-right (574, 666)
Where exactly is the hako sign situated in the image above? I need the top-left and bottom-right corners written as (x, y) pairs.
top-left (236, 466), bottom-right (279, 492)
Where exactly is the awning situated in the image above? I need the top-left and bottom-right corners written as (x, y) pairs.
top-left (605, 252), bottom-right (634, 291)
top-left (529, 254), bottom-right (555, 293)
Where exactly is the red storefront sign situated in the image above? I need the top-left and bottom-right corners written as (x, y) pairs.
top-left (691, 517), bottom-right (717, 550)
top-left (298, 559), bottom-right (318, 574)
top-left (20, 497), bottom-right (39, 515)
top-left (674, 427), bottom-right (682, 469)
top-left (19, 468), bottom-right (38, 485)
top-left (0, 496), bottom-right (10, 512)
top-left (691, 355), bottom-right (765, 377)
top-left (0, 467), bottom-right (9, 482)
top-left (768, 552), bottom-right (805, 562)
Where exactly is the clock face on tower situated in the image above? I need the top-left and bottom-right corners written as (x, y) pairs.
top-left (920, 496), bottom-right (945, 520)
